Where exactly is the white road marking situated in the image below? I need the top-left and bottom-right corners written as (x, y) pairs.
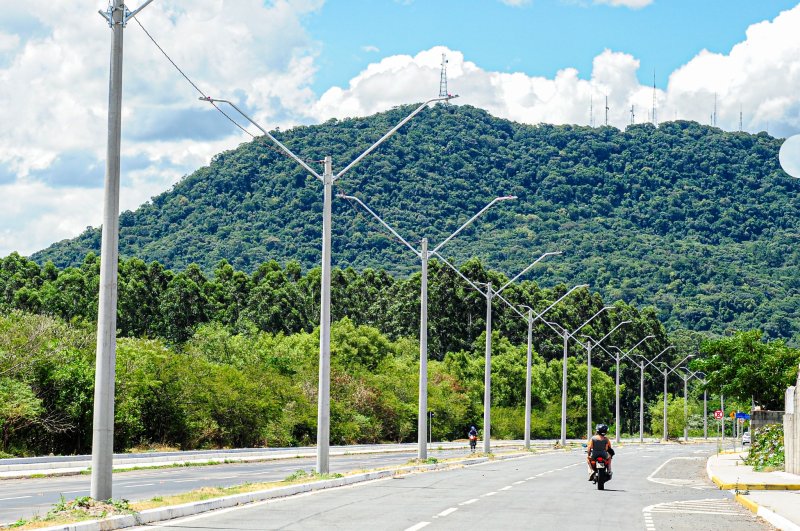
top-left (123, 483), bottom-right (155, 488)
top-left (63, 490), bottom-right (88, 494)
top-left (481, 491), bottom-right (497, 497)
top-left (499, 486), bottom-right (512, 491)
top-left (513, 480), bottom-right (525, 485)
top-left (436, 507), bottom-right (457, 517)
top-left (173, 479), bottom-right (200, 483)
top-left (647, 456), bottom-right (707, 487)
top-left (0, 496), bottom-right (32, 501)
top-left (459, 498), bottom-right (479, 506)
top-left (404, 522), bottom-right (430, 531)
top-left (525, 476), bottom-right (535, 480)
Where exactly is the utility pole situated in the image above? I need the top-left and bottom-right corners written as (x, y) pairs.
top-left (91, 0), bottom-right (154, 502)
top-left (483, 283), bottom-right (493, 454)
top-left (339, 195), bottom-right (513, 460)
top-left (204, 95), bottom-right (455, 473)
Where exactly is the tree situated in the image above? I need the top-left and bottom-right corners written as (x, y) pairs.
top-left (691, 330), bottom-right (800, 409)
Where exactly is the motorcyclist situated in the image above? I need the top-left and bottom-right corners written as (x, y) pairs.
top-left (587, 424), bottom-right (614, 481)
top-left (468, 426), bottom-right (478, 452)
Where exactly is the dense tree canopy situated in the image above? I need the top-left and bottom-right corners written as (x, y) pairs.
top-left (29, 105), bottom-right (799, 340)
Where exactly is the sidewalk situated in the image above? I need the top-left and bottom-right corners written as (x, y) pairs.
top-left (707, 452), bottom-right (800, 531)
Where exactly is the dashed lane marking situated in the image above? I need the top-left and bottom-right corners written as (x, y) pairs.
top-left (404, 522), bottom-right (430, 531)
top-left (0, 496), bottom-right (32, 501)
top-left (481, 491), bottom-right (497, 497)
top-left (123, 483), bottom-right (155, 488)
top-left (459, 498), bottom-right (479, 506)
top-left (525, 476), bottom-right (535, 480)
top-left (435, 507), bottom-right (457, 517)
top-left (513, 480), bottom-right (525, 485)
top-left (500, 486), bottom-right (513, 491)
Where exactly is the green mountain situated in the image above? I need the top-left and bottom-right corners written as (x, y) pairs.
top-left (32, 104), bottom-right (800, 340)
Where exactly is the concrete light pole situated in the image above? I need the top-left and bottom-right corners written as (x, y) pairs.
top-left (432, 253), bottom-right (585, 452)
top-left (91, 0), bottom-right (155, 502)
top-left (633, 346), bottom-right (674, 442)
top-left (203, 96), bottom-right (455, 473)
top-left (581, 320), bottom-right (630, 439)
top-left (545, 306), bottom-right (614, 445)
top-left (656, 355), bottom-right (694, 441)
top-left (338, 194), bottom-right (515, 460)
top-left (680, 369), bottom-right (705, 442)
top-left (608, 335), bottom-right (655, 443)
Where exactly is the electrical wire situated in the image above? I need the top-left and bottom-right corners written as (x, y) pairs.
top-left (132, 15), bottom-right (323, 168)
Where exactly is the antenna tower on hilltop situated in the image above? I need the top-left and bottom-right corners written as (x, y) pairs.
top-left (439, 53), bottom-right (449, 98)
top-left (739, 104), bottom-right (743, 132)
top-left (630, 105), bottom-right (635, 125)
top-left (605, 95), bottom-right (609, 126)
top-left (590, 96), bottom-right (594, 127)
top-left (651, 71), bottom-right (657, 126)
top-left (713, 93), bottom-right (718, 127)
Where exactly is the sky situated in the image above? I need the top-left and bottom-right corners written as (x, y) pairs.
top-left (1, 0), bottom-right (800, 257)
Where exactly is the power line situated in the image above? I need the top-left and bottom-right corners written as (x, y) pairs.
top-left (132, 15), bottom-right (323, 166)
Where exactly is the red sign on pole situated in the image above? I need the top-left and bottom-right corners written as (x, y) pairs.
top-left (714, 410), bottom-right (723, 420)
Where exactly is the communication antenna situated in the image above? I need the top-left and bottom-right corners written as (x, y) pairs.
top-left (438, 53), bottom-right (449, 98)
top-left (713, 93), bottom-right (718, 127)
top-left (590, 96), bottom-right (594, 127)
top-left (630, 105), bottom-right (635, 125)
top-left (739, 105), bottom-right (743, 132)
top-left (605, 95), bottom-right (609, 126)
top-left (652, 71), bottom-right (657, 126)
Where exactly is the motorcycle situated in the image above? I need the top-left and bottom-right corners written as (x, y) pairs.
top-left (469, 434), bottom-right (477, 452)
top-left (591, 456), bottom-right (611, 490)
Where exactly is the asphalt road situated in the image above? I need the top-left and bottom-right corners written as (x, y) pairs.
top-left (131, 443), bottom-right (771, 531)
top-left (0, 447), bottom-right (485, 525)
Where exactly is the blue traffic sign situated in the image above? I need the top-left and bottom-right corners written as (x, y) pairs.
top-left (735, 412), bottom-right (750, 419)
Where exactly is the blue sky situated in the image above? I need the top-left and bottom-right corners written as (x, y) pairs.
top-left (1, 0), bottom-right (799, 256)
top-left (306, 0), bottom-right (799, 94)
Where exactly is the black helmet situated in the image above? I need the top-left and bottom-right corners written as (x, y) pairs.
top-left (596, 424), bottom-right (608, 435)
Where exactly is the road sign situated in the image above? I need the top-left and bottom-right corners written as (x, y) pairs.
top-left (735, 412), bottom-right (750, 420)
top-left (738, 418), bottom-right (744, 424)
top-left (730, 411), bottom-right (736, 419)
top-left (714, 410), bottom-right (723, 420)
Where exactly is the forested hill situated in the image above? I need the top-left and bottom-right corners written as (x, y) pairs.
top-left (32, 104), bottom-right (800, 340)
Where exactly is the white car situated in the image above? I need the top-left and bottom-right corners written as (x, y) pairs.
top-left (742, 431), bottom-right (751, 445)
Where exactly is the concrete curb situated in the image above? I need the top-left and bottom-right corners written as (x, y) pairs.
top-left (707, 456), bottom-right (800, 530)
top-left (706, 455), bottom-right (800, 491)
top-left (733, 494), bottom-right (800, 531)
top-left (0, 442), bottom-right (539, 479)
top-left (24, 451), bottom-right (533, 531)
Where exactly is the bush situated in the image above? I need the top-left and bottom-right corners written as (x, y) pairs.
top-left (744, 424), bottom-right (784, 471)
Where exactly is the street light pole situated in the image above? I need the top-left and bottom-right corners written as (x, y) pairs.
top-left (634, 346), bottom-right (674, 443)
top-left (518, 288), bottom-right (586, 449)
top-left (582, 320), bottom-right (630, 439)
top-left (91, 0), bottom-right (156, 502)
top-left (547, 306), bottom-right (614, 446)
top-left (203, 96), bottom-right (454, 473)
top-left (436, 254), bottom-right (563, 454)
top-left (657, 354), bottom-right (694, 441)
top-left (339, 194), bottom-right (514, 459)
top-left (680, 369), bottom-right (705, 442)
top-left (524, 308), bottom-right (533, 450)
top-left (483, 282), bottom-right (493, 454)
top-left (608, 335), bottom-right (655, 443)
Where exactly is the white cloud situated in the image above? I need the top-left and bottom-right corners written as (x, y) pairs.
top-left (0, 0), bottom-right (323, 256)
top-left (362, 45), bottom-right (380, 53)
top-left (499, 0), bottom-right (532, 6)
top-left (2, 1), bottom-right (800, 258)
top-left (593, 0), bottom-right (653, 8)
top-left (313, 4), bottom-right (800, 139)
